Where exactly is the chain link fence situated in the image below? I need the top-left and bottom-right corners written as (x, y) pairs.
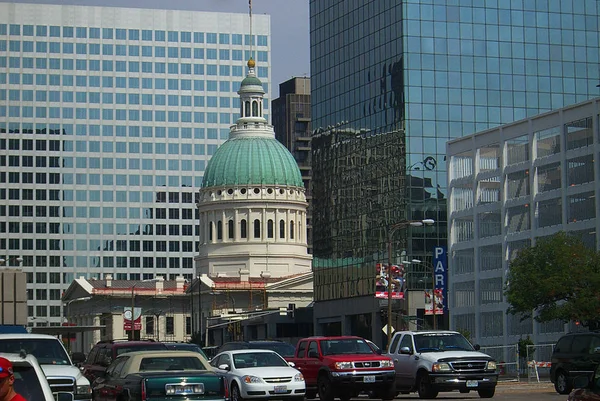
top-left (480, 344), bottom-right (520, 381)
top-left (526, 343), bottom-right (555, 383)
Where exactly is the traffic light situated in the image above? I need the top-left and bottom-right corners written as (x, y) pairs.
top-left (287, 303), bottom-right (296, 319)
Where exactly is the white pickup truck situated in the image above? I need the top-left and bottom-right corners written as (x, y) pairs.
top-left (0, 334), bottom-right (92, 400)
top-left (387, 330), bottom-right (498, 399)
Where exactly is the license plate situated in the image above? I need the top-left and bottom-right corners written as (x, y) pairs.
top-left (165, 383), bottom-right (204, 395)
top-left (363, 376), bottom-right (376, 383)
top-left (466, 380), bottom-right (479, 388)
top-left (274, 385), bottom-right (288, 393)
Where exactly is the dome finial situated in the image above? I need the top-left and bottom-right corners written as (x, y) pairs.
top-left (247, 58), bottom-right (256, 69)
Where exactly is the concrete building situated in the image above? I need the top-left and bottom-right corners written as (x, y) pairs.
top-left (0, 3), bottom-right (271, 326)
top-left (192, 59), bottom-right (313, 346)
top-left (308, 0), bottom-right (600, 348)
top-left (447, 98), bottom-right (598, 355)
top-left (272, 77), bottom-right (313, 252)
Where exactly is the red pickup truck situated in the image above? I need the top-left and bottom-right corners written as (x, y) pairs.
top-left (286, 336), bottom-right (396, 401)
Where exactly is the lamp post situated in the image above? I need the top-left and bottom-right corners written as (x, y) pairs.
top-left (63, 296), bottom-right (91, 353)
top-left (0, 256), bottom-right (23, 267)
top-left (130, 278), bottom-right (160, 340)
top-left (198, 274), bottom-right (202, 342)
top-left (412, 259), bottom-right (437, 330)
top-left (386, 219), bottom-right (434, 347)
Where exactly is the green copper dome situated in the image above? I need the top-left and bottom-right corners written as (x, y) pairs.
top-left (240, 75), bottom-right (263, 88)
top-left (202, 136), bottom-right (304, 188)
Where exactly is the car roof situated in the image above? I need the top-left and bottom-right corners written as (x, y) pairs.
top-left (223, 349), bottom-right (277, 355)
top-left (300, 336), bottom-right (364, 340)
top-left (109, 341), bottom-right (167, 347)
top-left (0, 334), bottom-right (58, 340)
top-left (0, 352), bottom-right (40, 365)
top-left (119, 350), bottom-right (202, 357)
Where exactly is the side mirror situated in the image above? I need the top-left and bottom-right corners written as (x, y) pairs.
top-left (218, 364), bottom-right (230, 371)
top-left (375, 348), bottom-right (382, 355)
top-left (399, 347), bottom-right (412, 355)
top-left (71, 352), bottom-right (86, 364)
top-left (308, 350), bottom-right (319, 358)
top-left (473, 344), bottom-right (481, 351)
top-left (573, 375), bottom-right (590, 389)
top-left (56, 392), bottom-right (74, 401)
top-left (288, 361), bottom-right (296, 367)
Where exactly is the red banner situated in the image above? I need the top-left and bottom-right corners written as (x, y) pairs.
top-left (123, 307), bottom-right (142, 331)
top-left (375, 263), bottom-right (405, 299)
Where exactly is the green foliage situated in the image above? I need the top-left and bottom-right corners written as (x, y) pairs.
top-left (517, 336), bottom-right (535, 360)
top-left (504, 232), bottom-right (600, 329)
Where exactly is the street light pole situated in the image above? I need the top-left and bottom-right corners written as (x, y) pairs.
top-left (386, 219), bottom-right (434, 347)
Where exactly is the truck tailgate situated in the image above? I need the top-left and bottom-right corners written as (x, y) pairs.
top-left (143, 371), bottom-right (225, 400)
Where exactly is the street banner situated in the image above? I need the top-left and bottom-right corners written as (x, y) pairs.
top-left (432, 246), bottom-right (448, 313)
top-left (375, 263), bottom-right (405, 299)
top-left (123, 307), bottom-right (142, 331)
top-left (424, 289), bottom-right (444, 315)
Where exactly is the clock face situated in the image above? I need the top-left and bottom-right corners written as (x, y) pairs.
top-left (124, 310), bottom-right (133, 320)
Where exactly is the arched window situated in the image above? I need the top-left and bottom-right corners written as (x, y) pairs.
top-left (240, 219), bottom-right (247, 238)
top-left (245, 101), bottom-right (251, 117)
top-left (290, 221), bottom-right (294, 239)
top-left (217, 221), bottom-right (223, 240)
top-left (209, 222), bottom-right (213, 241)
top-left (254, 219), bottom-right (261, 238)
top-left (267, 219), bottom-right (274, 238)
top-left (279, 220), bottom-right (285, 239)
top-left (252, 100), bottom-right (259, 116)
top-left (228, 219), bottom-right (234, 239)
top-left (259, 100), bottom-right (263, 116)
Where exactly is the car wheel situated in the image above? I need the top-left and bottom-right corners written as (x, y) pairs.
top-left (416, 372), bottom-right (438, 399)
top-left (554, 370), bottom-right (572, 395)
top-left (231, 383), bottom-right (244, 401)
top-left (318, 374), bottom-right (334, 401)
top-left (477, 387), bottom-right (495, 398)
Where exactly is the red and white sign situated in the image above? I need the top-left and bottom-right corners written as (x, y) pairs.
top-left (375, 263), bottom-right (405, 299)
top-left (123, 307), bottom-right (142, 331)
top-left (424, 289), bottom-right (444, 315)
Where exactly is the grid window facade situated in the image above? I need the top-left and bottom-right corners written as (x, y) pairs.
top-left (0, 5), bottom-right (271, 321)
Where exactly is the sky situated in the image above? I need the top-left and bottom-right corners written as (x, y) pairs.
top-left (5, 0), bottom-right (310, 98)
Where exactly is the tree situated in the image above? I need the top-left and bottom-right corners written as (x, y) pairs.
top-left (504, 232), bottom-right (600, 330)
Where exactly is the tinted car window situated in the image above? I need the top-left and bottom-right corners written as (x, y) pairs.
top-left (165, 343), bottom-right (208, 359)
top-left (554, 335), bottom-right (574, 353)
top-left (114, 343), bottom-right (167, 356)
top-left (573, 336), bottom-right (592, 354)
top-left (251, 342), bottom-right (296, 357)
top-left (12, 365), bottom-right (45, 401)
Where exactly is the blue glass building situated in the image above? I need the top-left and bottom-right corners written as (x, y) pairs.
top-left (0, 2), bottom-right (271, 325)
top-left (309, 0), bottom-right (600, 344)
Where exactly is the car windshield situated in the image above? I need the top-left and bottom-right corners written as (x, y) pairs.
top-left (252, 343), bottom-right (296, 357)
top-left (321, 339), bottom-right (374, 355)
top-left (0, 339), bottom-right (71, 365)
top-left (115, 343), bottom-right (167, 356)
top-left (414, 333), bottom-right (475, 353)
top-left (12, 364), bottom-right (46, 400)
top-left (233, 352), bottom-right (289, 368)
top-left (139, 356), bottom-right (207, 371)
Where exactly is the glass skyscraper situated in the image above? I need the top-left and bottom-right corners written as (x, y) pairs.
top-left (0, 2), bottom-right (271, 325)
top-left (309, 0), bottom-right (600, 343)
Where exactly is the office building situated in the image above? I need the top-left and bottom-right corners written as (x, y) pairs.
top-left (0, 2), bottom-right (271, 326)
top-left (447, 98), bottom-right (598, 353)
top-left (272, 77), bottom-right (313, 252)
top-left (309, 0), bottom-right (600, 345)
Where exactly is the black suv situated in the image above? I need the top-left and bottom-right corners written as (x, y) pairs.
top-left (81, 339), bottom-right (168, 383)
top-left (218, 340), bottom-right (296, 357)
top-left (551, 332), bottom-right (600, 394)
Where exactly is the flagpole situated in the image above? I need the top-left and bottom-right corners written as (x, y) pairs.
top-left (249, 0), bottom-right (253, 61)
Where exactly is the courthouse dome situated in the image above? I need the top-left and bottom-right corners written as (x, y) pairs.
top-left (201, 136), bottom-right (303, 188)
top-left (201, 58), bottom-right (303, 189)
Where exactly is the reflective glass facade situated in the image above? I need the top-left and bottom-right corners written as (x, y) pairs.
top-left (309, 0), bottom-right (600, 339)
top-left (0, 3), bottom-right (271, 324)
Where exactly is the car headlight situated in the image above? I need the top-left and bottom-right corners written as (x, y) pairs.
top-left (76, 384), bottom-right (92, 395)
top-left (379, 360), bottom-right (394, 368)
top-left (487, 361), bottom-right (497, 371)
top-left (432, 363), bottom-right (451, 372)
top-left (334, 362), bottom-right (353, 369)
top-left (294, 373), bottom-right (305, 382)
top-left (243, 375), bottom-right (264, 384)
